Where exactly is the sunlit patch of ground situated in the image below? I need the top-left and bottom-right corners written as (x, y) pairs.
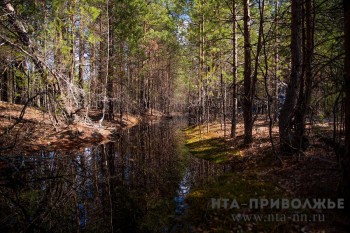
top-left (183, 123), bottom-right (241, 164)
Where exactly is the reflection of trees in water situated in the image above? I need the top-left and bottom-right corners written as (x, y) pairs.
top-left (0, 120), bottom-right (230, 232)
top-left (0, 152), bottom-right (80, 232)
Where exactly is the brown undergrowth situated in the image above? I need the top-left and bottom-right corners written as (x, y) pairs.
top-left (0, 101), bottom-right (139, 153)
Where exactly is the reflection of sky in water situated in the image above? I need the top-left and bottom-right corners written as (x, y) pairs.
top-left (175, 169), bottom-right (191, 214)
top-left (78, 203), bottom-right (87, 227)
top-left (74, 148), bottom-right (95, 227)
top-left (84, 148), bottom-right (94, 199)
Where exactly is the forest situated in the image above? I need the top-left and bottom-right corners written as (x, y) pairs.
top-left (0, 0), bottom-right (350, 232)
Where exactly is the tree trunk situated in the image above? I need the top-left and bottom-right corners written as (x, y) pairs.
top-left (119, 43), bottom-right (124, 122)
top-left (78, 15), bottom-right (85, 108)
top-left (98, 17), bottom-right (105, 110)
top-left (279, 0), bottom-right (302, 151)
top-left (243, 0), bottom-right (253, 144)
top-left (220, 69), bottom-right (226, 137)
top-left (341, 0), bottom-right (350, 210)
top-left (294, 0), bottom-right (313, 151)
top-left (69, 1), bottom-right (76, 84)
top-left (231, 0), bottom-right (237, 140)
top-left (107, 3), bottom-right (114, 120)
top-left (100, 0), bottom-right (111, 124)
top-left (273, 0), bottom-right (279, 121)
top-left (1, 69), bottom-right (9, 102)
top-left (201, 0), bottom-right (205, 132)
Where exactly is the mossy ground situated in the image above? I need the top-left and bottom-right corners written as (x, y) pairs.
top-left (183, 173), bottom-right (294, 233)
top-left (183, 124), bottom-right (241, 164)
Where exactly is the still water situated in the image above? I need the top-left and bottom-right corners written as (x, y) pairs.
top-left (0, 119), bottom-right (230, 232)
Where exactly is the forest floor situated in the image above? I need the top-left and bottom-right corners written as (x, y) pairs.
top-left (0, 101), bottom-right (162, 153)
top-left (181, 120), bottom-right (350, 233)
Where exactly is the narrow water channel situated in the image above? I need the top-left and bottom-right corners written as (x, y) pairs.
top-left (0, 119), bottom-right (230, 232)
